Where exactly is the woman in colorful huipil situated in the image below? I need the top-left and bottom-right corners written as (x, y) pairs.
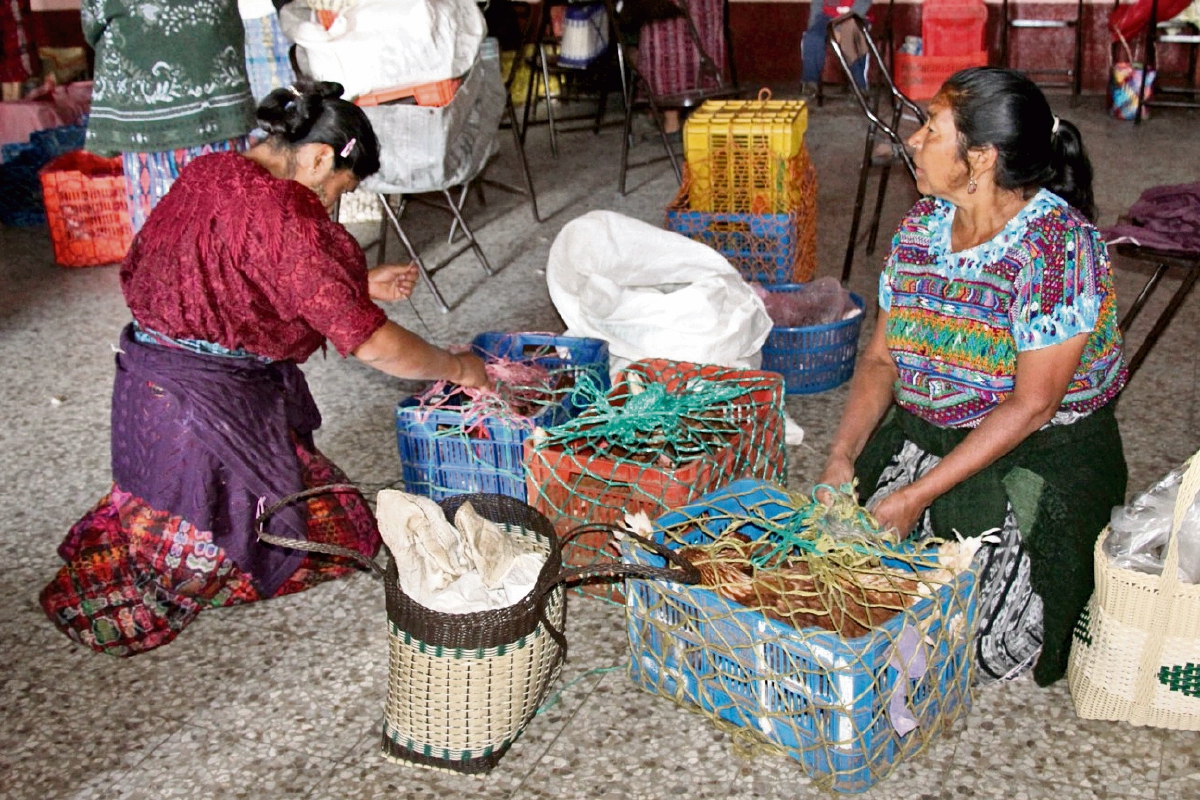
top-left (818, 68), bottom-right (1127, 687)
top-left (39, 81), bottom-right (489, 657)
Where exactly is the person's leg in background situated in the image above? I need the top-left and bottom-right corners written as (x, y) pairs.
top-left (800, 2), bottom-right (830, 96)
top-left (803, 0), bottom-right (873, 96)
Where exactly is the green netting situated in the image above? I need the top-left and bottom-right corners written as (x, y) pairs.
top-left (621, 479), bottom-right (979, 793)
top-left (523, 359), bottom-right (787, 602)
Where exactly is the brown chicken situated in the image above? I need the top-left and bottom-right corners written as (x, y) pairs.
top-left (678, 532), bottom-right (919, 638)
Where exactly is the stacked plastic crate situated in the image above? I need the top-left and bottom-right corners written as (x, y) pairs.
top-left (666, 97), bottom-right (865, 395)
top-left (666, 96), bottom-right (816, 286)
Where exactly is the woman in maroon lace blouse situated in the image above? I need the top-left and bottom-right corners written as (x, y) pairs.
top-left (40, 81), bottom-right (489, 656)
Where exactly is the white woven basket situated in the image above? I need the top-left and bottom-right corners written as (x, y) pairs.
top-left (1067, 452), bottom-right (1200, 729)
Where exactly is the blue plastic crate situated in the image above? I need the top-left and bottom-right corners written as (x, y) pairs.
top-left (470, 332), bottom-right (609, 418)
top-left (666, 206), bottom-right (803, 285)
top-left (395, 395), bottom-right (568, 502)
top-left (622, 479), bottom-right (977, 794)
top-left (760, 288), bottom-right (865, 395)
top-left (0, 156), bottom-right (46, 227)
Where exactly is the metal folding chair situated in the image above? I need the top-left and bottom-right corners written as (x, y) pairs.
top-left (1000, 0), bottom-right (1086, 102)
top-left (1116, 242), bottom-right (1200, 381)
top-left (618, 0), bottom-right (740, 194)
top-left (1135, 0), bottom-right (1200, 125)
top-left (828, 12), bottom-right (925, 283)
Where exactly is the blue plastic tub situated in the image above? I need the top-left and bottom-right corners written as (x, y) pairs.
top-left (622, 479), bottom-right (977, 794)
top-left (760, 287), bottom-right (865, 394)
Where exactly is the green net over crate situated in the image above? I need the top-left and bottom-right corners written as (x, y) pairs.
top-left (622, 479), bottom-right (980, 793)
top-left (523, 359), bottom-right (786, 602)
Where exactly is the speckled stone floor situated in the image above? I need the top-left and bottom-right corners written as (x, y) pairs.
top-left (1, 91), bottom-right (1198, 800)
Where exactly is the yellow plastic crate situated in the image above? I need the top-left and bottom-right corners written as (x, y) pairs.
top-left (683, 99), bottom-right (809, 163)
top-left (683, 95), bottom-right (809, 214)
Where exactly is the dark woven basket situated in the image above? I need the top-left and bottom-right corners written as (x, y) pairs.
top-left (256, 486), bottom-right (697, 774)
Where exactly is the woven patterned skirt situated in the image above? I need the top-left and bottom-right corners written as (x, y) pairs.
top-left (39, 442), bottom-right (379, 657)
top-left (865, 441), bottom-right (1044, 685)
top-left (121, 136), bottom-right (250, 233)
top-left (242, 11), bottom-right (295, 104)
top-left (637, 0), bottom-right (727, 98)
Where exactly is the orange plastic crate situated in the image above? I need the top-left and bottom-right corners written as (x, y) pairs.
top-left (354, 78), bottom-right (461, 108)
top-left (892, 51), bottom-right (988, 101)
top-left (39, 151), bottom-right (132, 268)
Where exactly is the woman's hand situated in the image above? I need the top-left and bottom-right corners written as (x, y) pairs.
top-left (368, 263), bottom-right (419, 302)
top-left (816, 453), bottom-right (857, 506)
top-left (452, 353), bottom-right (491, 390)
top-left (867, 483), bottom-right (929, 540)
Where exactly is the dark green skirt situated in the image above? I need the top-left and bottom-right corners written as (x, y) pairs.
top-left (855, 403), bottom-right (1127, 685)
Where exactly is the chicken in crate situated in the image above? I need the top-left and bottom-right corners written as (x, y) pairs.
top-left (621, 479), bottom-right (981, 793)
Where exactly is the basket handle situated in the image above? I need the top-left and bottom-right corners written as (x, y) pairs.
top-left (254, 485), bottom-right (387, 579)
top-left (549, 524), bottom-right (701, 588)
top-left (758, 87), bottom-right (772, 101)
top-left (1127, 451), bottom-right (1200, 724)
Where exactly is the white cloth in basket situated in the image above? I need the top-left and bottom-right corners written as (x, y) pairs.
top-left (376, 491), bottom-right (546, 614)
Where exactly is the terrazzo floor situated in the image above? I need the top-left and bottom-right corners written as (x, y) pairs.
top-left (1, 89), bottom-right (1198, 800)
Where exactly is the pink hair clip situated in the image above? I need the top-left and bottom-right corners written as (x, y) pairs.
top-left (339, 138), bottom-right (356, 158)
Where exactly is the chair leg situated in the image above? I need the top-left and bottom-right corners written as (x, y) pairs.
top-left (378, 193), bottom-right (451, 313)
top-left (646, 89), bottom-right (682, 183)
top-left (447, 183), bottom-right (471, 244)
top-left (619, 70), bottom-right (635, 195)
top-left (376, 197), bottom-right (389, 264)
top-left (865, 159), bottom-right (894, 255)
top-left (842, 128), bottom-right (877, 283)
top-left (1119, 263), bottom-right (1170, 333)
top-left (443, 188), bottom-right (495, 277)
top-left (1124, 262), bottom-right (1200, 381)
top-left (1070, 0), bottom-right (1084, 104)
top-left (507, 94), bottom-right (540, 222)
top-left (538, 42), bottom-right (559, 157)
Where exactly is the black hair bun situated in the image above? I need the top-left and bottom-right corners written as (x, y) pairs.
top-left (255, 79), bottom-right (345, 142)
top-left (314, 81), bottom-right (345, 101)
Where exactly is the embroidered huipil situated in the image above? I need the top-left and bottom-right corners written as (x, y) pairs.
top-left (82, 0), bottom-right (256, 154)
top-left (879, 189), bottom-right (1126, 428)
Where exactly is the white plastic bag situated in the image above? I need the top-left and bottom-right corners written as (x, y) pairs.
top-left (279, 0), bottom-right (485, 101)
top-left (1105, 460), bottom-right (1200, 583)
top-left (545, 210), bottom-right (773, 376)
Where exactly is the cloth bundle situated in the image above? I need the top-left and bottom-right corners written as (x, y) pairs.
top-left (376, 491), bottom-right (546, 614)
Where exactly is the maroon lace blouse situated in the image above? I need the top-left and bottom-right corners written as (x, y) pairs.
top-left (121, 152), bottom-right (387, 362)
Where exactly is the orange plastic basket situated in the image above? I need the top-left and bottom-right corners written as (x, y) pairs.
top-left (39, 151), bottom-right (132, 268)
top-left (892, 51), bottom-right (988, 101)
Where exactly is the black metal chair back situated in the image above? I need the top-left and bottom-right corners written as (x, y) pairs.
top-left (827, 12), bottom-right (924, 282)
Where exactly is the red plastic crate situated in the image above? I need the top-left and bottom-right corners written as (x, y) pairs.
top-left (523, 359), bottom-right (786, 602)
top-left (39, 151), bottom-right (132, 267)
top-left (893, 51), bottom-right (989, 101)
top-left (921, 0), bottom-right (988, 57)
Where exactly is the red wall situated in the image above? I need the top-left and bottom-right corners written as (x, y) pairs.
top-left (728, 2), bottom-right (1198, 93)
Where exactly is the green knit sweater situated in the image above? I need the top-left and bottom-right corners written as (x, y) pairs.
top-left (855, 403), bottom-right (1127, 685)
top-left (82, 0), bottom-right (256, 155)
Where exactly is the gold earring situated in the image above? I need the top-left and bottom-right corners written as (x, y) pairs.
top-left (967, 177), bottom-right (978, 194)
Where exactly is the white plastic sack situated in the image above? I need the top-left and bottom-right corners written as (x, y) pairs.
top-left (279, 0), bottom-right (486, 101)
top-left (359, 54), bottom-right (504, 195)
top-left (546, 210), bottom-right (773, 375)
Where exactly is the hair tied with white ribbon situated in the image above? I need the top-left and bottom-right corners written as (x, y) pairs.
top-left (1051, 116), bottom-right (1061, 137)
top-left (339, 138), bottom-right (356, 158)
